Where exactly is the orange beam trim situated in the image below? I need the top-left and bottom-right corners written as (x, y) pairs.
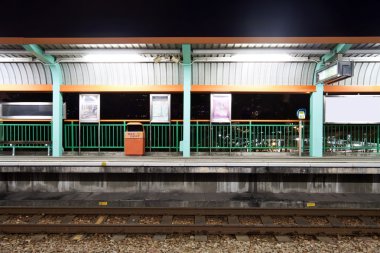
top-left (192, 85), bottom-right (315, 93)
top-left (60, 85), bottom-right (183, 93)
top-left (324, 86), bottom-right (380, 93)
top-left (2, 37), bottom-right (380, 44)
top-left (0, 84), bottom-right (52, 92)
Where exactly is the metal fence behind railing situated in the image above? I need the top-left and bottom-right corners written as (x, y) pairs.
top-left (62, 120), bottom-right (302, 152)
top-left (324, 124), bottom-right (380, 153)
top-left (0, 122), bottom-right (52, 149)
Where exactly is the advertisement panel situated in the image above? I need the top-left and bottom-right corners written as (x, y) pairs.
top-left (324, 95), bottom-right (380, 124)
top-left (150, 94), bottom-right (171, 123)
top-left (79, 94), bottom-right (100, 123)
top-left (210, 94), bottom-right (231, 123)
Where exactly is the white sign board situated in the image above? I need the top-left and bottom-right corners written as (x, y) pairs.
top-left (79, 94), bottom-right (100, 123)
top-left (324, 95), bottom-right (380, 124)
top-left (211, 94), bottom-right (231, 123)
top-left (150, 94), bottom-right (171, 123)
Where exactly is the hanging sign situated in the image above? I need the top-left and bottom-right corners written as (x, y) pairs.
top-left (150, 94), bottom-right (171, 123)
top-left (79, 94), bottom-right (100, 123)
top-left (210, 94), bottom-right (232, 123)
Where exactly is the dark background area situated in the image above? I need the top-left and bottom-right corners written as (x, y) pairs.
top-left (0, 93), bottom-right (309, 120)
top-left (0, 0), bottom-right (379, 37)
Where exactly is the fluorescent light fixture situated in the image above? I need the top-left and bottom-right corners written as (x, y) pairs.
top-left (81, 54), bottom-right (150, 62)
top-left (0, 57), bottom-right (34, 62)
top-left (231, 53), bottom-right (294, 62)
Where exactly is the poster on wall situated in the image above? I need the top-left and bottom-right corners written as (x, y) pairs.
top-left (324, 95), bottom-right (380, 124)
top-left (79, 94), bottom-right (100, 123)
top-left (210, 94), bottom-right (232, 123)
top-left (150, 94), bottom-right (171, 123)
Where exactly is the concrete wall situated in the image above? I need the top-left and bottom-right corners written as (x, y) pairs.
top-left (1, 173), bottom-right (379, 193)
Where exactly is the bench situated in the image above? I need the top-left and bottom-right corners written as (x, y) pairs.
top-left (0, 141), bottom-right (52, 156)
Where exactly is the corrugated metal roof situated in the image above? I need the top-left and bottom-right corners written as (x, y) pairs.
top-left (61, 63), bottom-right (182, 85)
top-left (0, 63), bottom-right (51, 84)
top-left (193, 62), bottom-right (316, 85)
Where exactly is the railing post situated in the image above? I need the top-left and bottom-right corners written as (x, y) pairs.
top-left (377, 125), bottom-right (380, 153)
top-left (176, 121), bottom-right (179, 152)
top-left (196, 121), bottom-right (199, 153)
top-left (249, 121), bottom-right (252, 152)
top-left (70, 121), bottom-right (74, 152)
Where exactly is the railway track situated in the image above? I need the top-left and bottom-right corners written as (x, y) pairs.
top-left (0, 207), bottom-right (379, 236)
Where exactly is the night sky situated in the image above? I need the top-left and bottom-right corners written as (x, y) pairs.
top-left (0, 0), bottom-right (379, 37)
top-left (1, 1), bottom-right (377, 120)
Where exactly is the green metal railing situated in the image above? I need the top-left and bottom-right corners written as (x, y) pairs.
top-left (0, 122), bottom-right (52, 149)
top-left (12, 121), bottom-right (380, 155)
top-left (62, 120), bottom-right (302, 152)
top-left (324, 124), bottom-right (380, 153)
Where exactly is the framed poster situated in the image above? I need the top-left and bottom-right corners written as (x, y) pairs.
top-left (150, 94), bottom-right (171, 123)
top-left (79, 94), bottom-right (100, 123)
top-left (210, 94), bottom-right (231, 123)
top-left (324, 95), bottom-right (380, 124)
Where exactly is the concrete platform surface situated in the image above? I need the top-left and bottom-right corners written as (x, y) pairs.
top-left (1, 155), bottom-right (380, 174)
top-left (0, 192), bottom-right (379, 209)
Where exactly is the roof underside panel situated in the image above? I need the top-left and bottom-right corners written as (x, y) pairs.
top-left (0, 63), bottom-right (51, 84)
top-left (61, 63), bottom-right (183, 85)
top-left (193, 62), bottom-right (317, 85)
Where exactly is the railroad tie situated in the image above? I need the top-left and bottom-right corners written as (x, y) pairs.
top-left (326, 216), bottom-right (343, 227)
top-left (127, 215), bottom-right (140, 224)
top-left (0, 215), bottom-right (9, 223)
top-left (60, 215), bottom-right (75, 224)
top-left (293, 216), bottom-right (309, 226)
top-left (260, 216), bottom-right (292, 242)
top-left (359, 216), bottom-right (378, 226)
top-left (29, 215), bottom-right (43, 224)
top-left (153, 215), bottom-right (173, 241)
top-left (227, 216), bottom-right (249, 242)
top-left (111, 215), bottom-right (139, 242)
top-left (194, 216), bottom-right (207, 242)
top-left (316, 236), bottom-right (335, 244)
top-left (260, 216), bottom-right (273, 225)
top-left (72, 215), bottom-right (107, 241)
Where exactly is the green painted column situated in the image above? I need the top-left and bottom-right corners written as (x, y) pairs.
top-left (182, 44), bottom-right (191, 157)
top-left (309, 83), bottom-right (324, 157)
top-left (22, 44), bottom-right (63, 157)
top-left (50, 63), bottom-right (63, 156)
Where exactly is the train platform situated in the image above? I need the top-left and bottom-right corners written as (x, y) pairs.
top-left (1, 154), bottom-right (380, 174)
top-left (0, 192), bottom-right (379, 209)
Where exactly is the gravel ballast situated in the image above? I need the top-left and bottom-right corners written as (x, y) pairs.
top-left (0, 234), bottom-right (379, 253)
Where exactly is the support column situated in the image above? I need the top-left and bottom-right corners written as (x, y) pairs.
top-left (22, 44), bottom-right (63, 157)
top-left (50, 64), bottom-right (63, 156)
top-left (182, 44), bottom-right (191, 157)
top-left (309, 83), bottom-right (324, 157)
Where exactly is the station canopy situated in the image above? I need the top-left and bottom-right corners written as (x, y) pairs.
top-left (0, 43), bottom-right (379, 63)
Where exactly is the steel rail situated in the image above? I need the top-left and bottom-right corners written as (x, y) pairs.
top-left (0, 207), bottom-right (379, 216)
top-left (0, 224), bottom-right (379, 235)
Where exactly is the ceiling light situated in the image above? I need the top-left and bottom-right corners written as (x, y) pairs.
top-left (231, 53), bottom-right (294, 62)
top-left (81, 54), bottom-right (150, 62)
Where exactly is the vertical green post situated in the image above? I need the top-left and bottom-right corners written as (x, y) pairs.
top-left (50, 63), bottom-right (63, 156)
top-left (182, 44), bottom-right (191, 157)
top-left (310, 83), bottom-right (324, 157)
top-left (22, 44), bottom-right (63, 157)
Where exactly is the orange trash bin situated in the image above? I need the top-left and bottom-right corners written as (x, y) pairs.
top-left (124, 122), bottom-right (145, 156)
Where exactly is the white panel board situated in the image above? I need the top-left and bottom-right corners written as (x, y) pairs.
top-left (324, 95), bottom-right (380, 124)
